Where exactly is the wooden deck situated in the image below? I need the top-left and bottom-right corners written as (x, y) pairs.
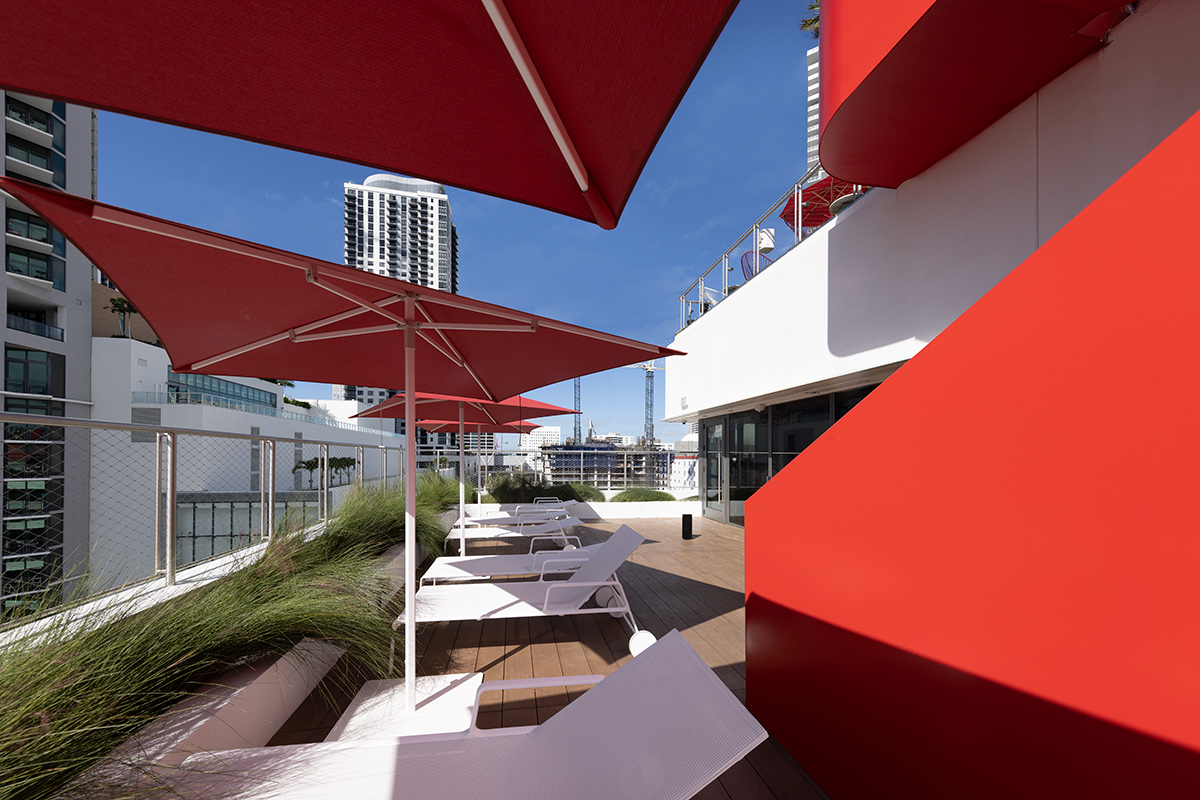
top-left (273, 516), bottom-right (828, 799)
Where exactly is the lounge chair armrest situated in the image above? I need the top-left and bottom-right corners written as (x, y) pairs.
top-left (542, 578), bottom-right (619, 611)
top-left (525, 534), bottom-right (581, 553)
top-left (468, 674), bottom-right (605, 731)
top-left (537, 555), bottom-right (591, 579)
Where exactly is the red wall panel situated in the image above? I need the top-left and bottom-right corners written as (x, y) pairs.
top-left (747, 102), bottom-right (1200, 797)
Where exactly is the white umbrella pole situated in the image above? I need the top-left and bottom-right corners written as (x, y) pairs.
top-left (404, 306), bottom-right (417, 714)
top-left (458, 402), bottom-right (466, 555)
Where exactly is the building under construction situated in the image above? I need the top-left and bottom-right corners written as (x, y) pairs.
top-left (539, 443), bottom-right (670, 491)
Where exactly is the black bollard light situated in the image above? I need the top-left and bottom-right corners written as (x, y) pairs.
top-left (682, 513), bottom-right (693, 540)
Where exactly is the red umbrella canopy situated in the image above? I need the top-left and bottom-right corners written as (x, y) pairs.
top-left (779, 175), bottom-right (863, 232)
top-left (353, 392), bottom-right (576, 424)
top-left (0, 178), bottom-right (681, 398)
top-left (417, 420), bottom-right (538, 435)
top-left (0, 1), bottom-right (737, 229)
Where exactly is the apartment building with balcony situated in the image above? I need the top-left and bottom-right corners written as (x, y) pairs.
top-left (339, 174), bottom-right (460, 453)
top-left (2, 92), bottom-right (96, 612)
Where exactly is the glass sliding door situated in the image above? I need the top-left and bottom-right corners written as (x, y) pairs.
top-left (728, 409), bottom-right (768, 526)
top-left (702, 419), bottom-right (723, 517)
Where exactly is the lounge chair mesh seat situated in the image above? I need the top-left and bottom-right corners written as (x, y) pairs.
top-left (175, 630), bottom-right (767, 800)
top-left (415, 526), bottom-right (643, 623)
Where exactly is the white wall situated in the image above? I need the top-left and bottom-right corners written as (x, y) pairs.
top-left (667, 0), bottom-right (1200, 422)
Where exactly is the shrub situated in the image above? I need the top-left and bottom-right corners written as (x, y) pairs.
top-left (487, 473), bottom-right (599, 504)
top-left (569, 483), bottom-right (605, 502)
top-left (609, 488), bottom-right (676, 502)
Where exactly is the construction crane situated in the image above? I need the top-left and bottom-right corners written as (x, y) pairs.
top-left (625, 361), bottom-right (665, 445)
top-left (573, 377), bottom-right (582, 445)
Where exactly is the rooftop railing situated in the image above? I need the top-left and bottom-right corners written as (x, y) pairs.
top-left (678, 163), bottom-right (868, 330)
top-left (0, 411), bottom-right (411, 623)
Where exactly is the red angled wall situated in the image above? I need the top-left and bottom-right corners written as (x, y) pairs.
top-left (746, 96), bottom-right (1200, 798)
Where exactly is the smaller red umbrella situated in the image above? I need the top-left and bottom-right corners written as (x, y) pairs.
top-left (778, 174), bottom-right (864, 232)
top-left (353, 392), bottom-right (576, 425)
top-left (416, 420), bottom-right (539, 435)
top-left (415, 418), bottom-right (541, 551)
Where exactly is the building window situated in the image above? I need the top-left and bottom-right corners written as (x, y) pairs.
top-left (167, 372), bottom-right (277, 409)
top-left (700, 383), bottom-right (881, 526)
top-left (5, 347), bottom-right (66, 397)
top-left (6, 136), bottom-right (51, 171)
top-left (5, 209), bottom-right (64, 255)
top-left (5, 246), bottom-right (66, 290)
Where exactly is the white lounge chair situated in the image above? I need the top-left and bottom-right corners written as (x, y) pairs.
top-left (174, 630), bottom-right (767, 800)
top-left (416, 526), bottom-right (644, 632)
top-left (463, 507), bottom-right (568, 527)
top-left (445, 516), bottom-right (583, 555)
top-left (421, 542), bottom-right (602, 586)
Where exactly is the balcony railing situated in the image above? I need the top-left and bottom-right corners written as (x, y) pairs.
top-left (678, 163), bottom-right (868, 330)
top-left (131, 391), bottom-right (402, 437)
top-left (7, 313), bottom-right (64, 341)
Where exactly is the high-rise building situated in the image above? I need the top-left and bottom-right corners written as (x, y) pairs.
top-left (339, 174), bottom-right (460, 454)
top-left (2, 92), bottom-right (97, 613)
top-left (343, 174), bottom-right (457, 291)
top-left (805, 46), bottom-right (820, 173)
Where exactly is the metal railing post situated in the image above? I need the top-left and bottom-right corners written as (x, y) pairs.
top-left (356, 445), bottom-right (364, 488)
top-left (164, 431), bottom-right (177, 586)
top-left (793, 182), bottom-right (801, 246)
top-left (752, 222), bottom-right (761, 275)
top-left (266, 440), bottom-right (276, 540)
top-left (320, 444), bottom-right (330, 520)
top-left (154, 432), bottom-right (164, 574)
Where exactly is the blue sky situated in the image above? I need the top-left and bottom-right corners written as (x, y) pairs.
top-left (96, 5), bottom-right (816, 443)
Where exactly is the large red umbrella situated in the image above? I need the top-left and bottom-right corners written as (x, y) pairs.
top-left (0, 1), bottom-right (737, 228)
top-left (0, 176), bottom-right (679, 716)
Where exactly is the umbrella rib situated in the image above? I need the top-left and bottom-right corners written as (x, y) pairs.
top-left (413, 299), bottom-right (503, 402)
top-left (481, 0), bottom-right (616, 228)
top-left (186, 297), bottom-right (404, 371)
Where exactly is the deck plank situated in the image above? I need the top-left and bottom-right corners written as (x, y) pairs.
top-left (396, 514), bottom-right (827, 799)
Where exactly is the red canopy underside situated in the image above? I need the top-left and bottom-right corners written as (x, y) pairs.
top-left (354, 392), bottom-right (576, 424)
top-left (0, 0), bottom-right (736, 228)
top-left (418, 420), bottom-right (537, 435)
top-left (0, 178), bottom-right (679, 399)
top-left (779, 175), bottom-right (862, 232)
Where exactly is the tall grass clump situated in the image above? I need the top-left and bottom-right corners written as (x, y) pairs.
top-left (0, 520), bottom-right (403, 800)
top-left (318, 483), bottom-right (447, 561)
top-left (610, 488), bottom-right (676, 502)
top-left (0, 484), bottom-right (449, 799)
top-left (415, 469), bottom-right (477, 512)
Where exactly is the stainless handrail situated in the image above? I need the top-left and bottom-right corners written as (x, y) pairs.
top-left (678, 163), bottom-right (869, 330)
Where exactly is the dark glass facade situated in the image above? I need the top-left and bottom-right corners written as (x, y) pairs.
top-left (701, 384), bottom-right (879, 526)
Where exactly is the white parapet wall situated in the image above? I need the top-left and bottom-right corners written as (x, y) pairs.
top-left (463, 501), bottom-right (702, 521)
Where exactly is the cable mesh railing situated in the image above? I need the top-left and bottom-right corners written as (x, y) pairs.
top-left (0, 412), bottom-right (408, 620)
top-left (0, 410), bottom-right (679, 622)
